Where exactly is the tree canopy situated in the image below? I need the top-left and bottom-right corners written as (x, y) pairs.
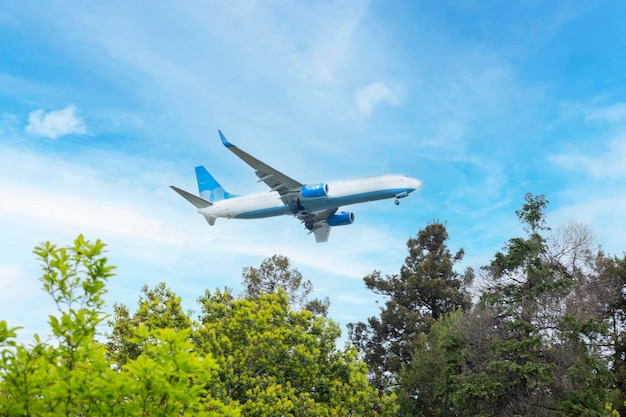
top-left (241, 254), bottom-right (330, 316)
top-left (349, 194), bottom-right (622, 417)
top-left (0, 237), bottom-right (395, 416)
top-left (0, 236), bottom-right (237, 416)
top-left (3, 192), bottom-right (626, 417)
top-left (348, 221), bottom-right (472, 392)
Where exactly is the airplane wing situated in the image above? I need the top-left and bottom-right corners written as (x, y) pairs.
top-left (218, 131), bottom-right (338, 243)
top-left (219, 131), bottom-right (302, 198)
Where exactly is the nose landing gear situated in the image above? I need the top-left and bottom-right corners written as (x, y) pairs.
top-left (394, 191), bottom-right (409, 206)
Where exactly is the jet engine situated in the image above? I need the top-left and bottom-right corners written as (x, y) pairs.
top-left (301, 183), bottom-right (328, 198)
top-left (327, 212), bottom-right (355, 227)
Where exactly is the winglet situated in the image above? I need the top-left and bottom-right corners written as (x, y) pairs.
top-left (218, 130), bottom-right (234, 148)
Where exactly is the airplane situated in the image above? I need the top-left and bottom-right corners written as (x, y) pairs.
top-left (170, 131), bottom-right (423, 242)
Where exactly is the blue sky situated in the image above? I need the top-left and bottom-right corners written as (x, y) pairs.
top-left (1, 1), bottom-right (626, 342)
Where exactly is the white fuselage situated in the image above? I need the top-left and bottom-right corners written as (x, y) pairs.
top-left (198, 175), bottom-right (422, 219)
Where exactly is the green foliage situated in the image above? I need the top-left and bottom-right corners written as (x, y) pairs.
top-left (36, 235), bottom-right (115, 347)
top-left (600, 253), bottom-right (626, 415)
top-left (348, 221), bottom-right (472, 392)
top-left (194, 289), bottom-right (397, 416)
top-left (123, 326), bottom-right (236, 416)
top-left (397, 311), bottom-right (460, 417)
top-left (25, 235), bottom-right (116, 416)
top-left (5, 192), bottom-right (624, 417)
top-left (0, 326), bottom-right (47, 416)
top-left (241, 254), bottom-right (330, 316)
top-left (442, 194), bottom-right (613, 416)
top-left (102, 261), bottom-right (394, 415)
top-left (348, 196), bottom-right (619, 417)
top-left (0, 235), bottom-right (238, 416)
top-left (516, 192), bottom-right (550, 234)
top-left (107, 282), bottom-right (192, 365)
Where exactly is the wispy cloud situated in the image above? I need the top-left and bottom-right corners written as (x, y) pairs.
top-left (354, 81), bottom-right (402, 116)
top-left (0, 140), bottom-right (411, 340)
top-left (550, 194), bottom-right (626, 257)
top-left (4, 0), bottom-right (626, 342)
top-left (585, 102), bottom-right (626, 124)
top-left (548, 130), bottom-right (626, 256)
top-left (0, 113), bottom-right (20, 137)
top-left (550, 134), bottom-right (626, 179)
top-left (551, 101), bottom-right (626, 190)
top-left (558, 101), bottom-right (626, 125)
top-left (290, 2), bottom-right (368, 83)
top-left (25, 105), bottom-right (87, 139)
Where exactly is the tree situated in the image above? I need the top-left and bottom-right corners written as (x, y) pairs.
top-left (193, 288), bottom-right (398, 416)
top-left (0, 236), bottom-right (238, 416)
top-left (442, 194), bottom-right (613, 416)
top-left (396, 310), bottom-right (462, 417)
top-left (241, 254), bottom-right (330, 316)
top-left (122, 326), bottom-right (237, 416)
top-left (102, 257), bottom-right (396, 414)
top-left (596, 252), bottom-right (626, 415)
top-left (348, 221), bottom-right (472, 393)
top-left (106, 282), bottom-right (192, 365)
top-left (4, 235), bottom-right (119, 416)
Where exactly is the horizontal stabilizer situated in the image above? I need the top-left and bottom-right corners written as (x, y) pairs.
top-left (170, 186), bottom-right (212, 208)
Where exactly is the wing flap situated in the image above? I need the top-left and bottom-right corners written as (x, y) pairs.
top-left (312, 224), bottom-right (331, 243)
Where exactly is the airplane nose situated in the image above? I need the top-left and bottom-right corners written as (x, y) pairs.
top-left (411, 178), bottom-right (423, 191)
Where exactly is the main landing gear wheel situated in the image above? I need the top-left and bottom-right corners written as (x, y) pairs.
top-left (305, 220), bottom-right (314, 230)
top-left (289, 198), bottom-right (304, 214)
top-left (394, 199), bottom-right (400, 205)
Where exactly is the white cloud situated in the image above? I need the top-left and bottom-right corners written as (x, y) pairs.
top-left (0, 112), bottom-right (20, 137)
top-left (354, 81), bottom-right (401, 116)
top-left (550, 135), bottom-right (626, 179)
top-left (558, 101), bottom-right (626, 125)
top-left (0, 184), bottom-right (185, 246)
top-left (25, 104), bottom-right (87, 139)
top-left (584, 102), bottom-right (626, 124)
top-left (548, 133), bottom-right (626, 257)
top-left (290, 2), bottom-right (368, 83)
top-left (550, 195), bottom-right (626, 257)
top-left (0, 142), bottom-right (413, 343)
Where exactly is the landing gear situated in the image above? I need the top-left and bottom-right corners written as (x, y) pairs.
top-left (289, 198), bottom-right (304, 214)
top-left (394, 191), bottom-right (409, 206)
top-left (305, 220), bottom-right (314, 230)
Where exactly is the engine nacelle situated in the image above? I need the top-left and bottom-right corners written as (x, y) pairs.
top-left (301, 183), bottom-right (328, 199)
top-left (327, 212), bottom-right (355, 227)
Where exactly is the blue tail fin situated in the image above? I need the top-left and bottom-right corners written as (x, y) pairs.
top-left (195, 166), bottom-right (238, 202)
